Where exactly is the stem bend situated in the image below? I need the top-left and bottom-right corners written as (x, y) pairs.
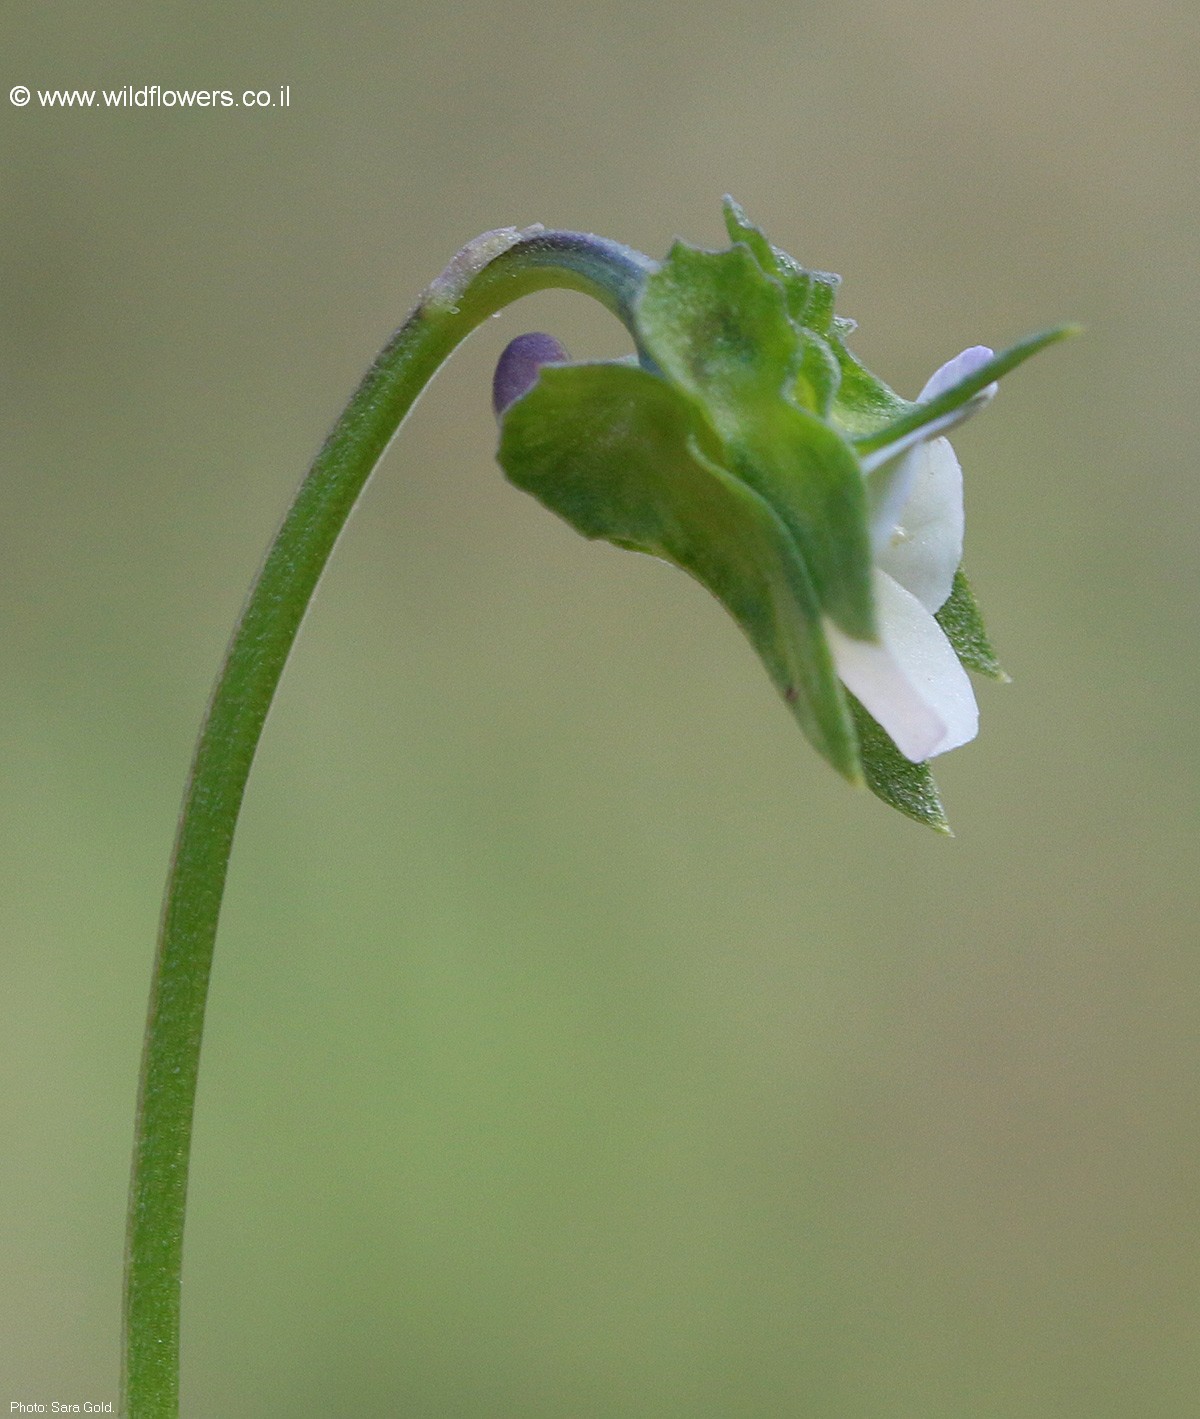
top-left (121, 227), bottom-right (654, 1418)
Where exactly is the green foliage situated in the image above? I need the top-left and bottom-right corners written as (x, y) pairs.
top-left (498, 361), bottom-right (860, 780)
top-left (936, 567), bottom-right (1008, 681)
top-left (637, 243), bottom-right (875, 640)
top-left (722, 197), bottom-right (909, 436)
top-left (722, 196), bottom-right (840, 337)
top-left (496, 199), bottom-right (1067, 827)
top-left (849, 696), bottom-right (950, 833)
top-left (853, 324), bottom-right (1080, 455)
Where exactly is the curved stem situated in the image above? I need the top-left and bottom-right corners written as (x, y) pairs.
top-left (121, 226), bottom-right (655, 1418)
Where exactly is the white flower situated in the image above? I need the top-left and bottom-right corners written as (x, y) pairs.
top-left (825, 347), bottom-right (998, 763)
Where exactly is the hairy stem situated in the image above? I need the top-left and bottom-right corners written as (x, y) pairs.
top-left (121, 225), bottom-right (653, 1418)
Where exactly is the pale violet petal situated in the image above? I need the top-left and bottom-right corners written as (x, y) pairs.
top-left (860, 346), bottom-right (998, 480)
top-left (858, 396), bottom-right (986, 476)
top-left (826, 571), bottom-right (978, 762)
top-left (919, 345), bottom-right (998, 405)
top-left (875, 436), bottom-right (963, 612)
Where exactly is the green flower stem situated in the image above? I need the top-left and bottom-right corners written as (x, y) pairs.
top-left (121, 225), bottom-right (655, 1419)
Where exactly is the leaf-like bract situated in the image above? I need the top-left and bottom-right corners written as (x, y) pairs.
top-left (498, 361), bottom-right (862, 780)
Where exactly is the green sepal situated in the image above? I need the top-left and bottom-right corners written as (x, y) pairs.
top-left (496, 360), bottom-right (862, 781)
top-left (716, 200), bottom-right (910, 440)
top-left (721, 197), bottom-right (841, 336)
top-left (793, 331), bottom-right (841, 418)
top-left (638, 239), bottom-right (800, 419)
top-left (853, 324), bottom-right (1081, 456)
top-left (635, 241), bottom-right (876, 640)
top-left (849, 695), bottom-right (951, 833)
top-left (828, 341), bottom-right (912, 438)
top-left (936, 567), bottom-right (1007, 681)
top-left (720, 199), bottom-right (840, 416)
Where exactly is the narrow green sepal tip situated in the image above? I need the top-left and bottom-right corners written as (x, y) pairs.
top-left (853, 324), bottom-right (1080, 455)
top-left (936, 568), bottom-right (1007, 683)
top-left (848, 696), bottom-right (952, 833)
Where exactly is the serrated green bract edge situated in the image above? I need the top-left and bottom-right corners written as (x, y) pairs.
top-left (496, 360), bottom-right (862, 782)
top-left (935, 567), bottom-right (1007, 681)
top-left (829, 343), bottom-right (913, 437)
top-left (635, 241), bottom-right (877, 641)
top-left (721, 197), bottom-right (840, 336)
top-left (720, 197), bottom-right (912, 438)
top-left (849, 695), bottom-right (951, 833)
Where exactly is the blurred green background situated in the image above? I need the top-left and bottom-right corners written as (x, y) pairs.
top-left (3, 1), bottom-right (1197, 1414)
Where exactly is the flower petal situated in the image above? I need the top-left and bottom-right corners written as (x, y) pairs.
top-left (493, 332), bottom-right (571, 416)
top-left (858, 346), bottom-right (997, 480)
top-left (875, 435), bottom-right (963, 612)
top-left (864, 442), bottom-right (923, 555)
top-left (825, 570), bottom-right (978, 762)
top-left (859, 404), bottom-right (969, 476)
top-left (919, 345), bottom-right (998, 405)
